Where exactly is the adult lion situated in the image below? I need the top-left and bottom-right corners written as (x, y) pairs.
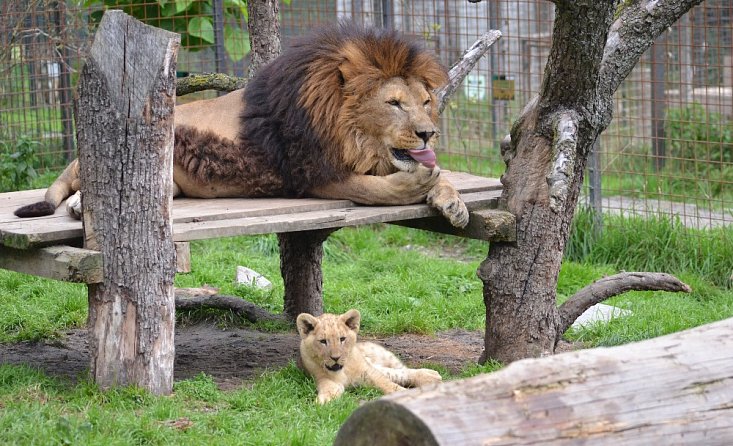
top-left (15, 23), bottom-right (469, 228)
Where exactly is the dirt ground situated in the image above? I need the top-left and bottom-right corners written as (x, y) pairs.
top-left (0, 323), bottom-right (486, 390)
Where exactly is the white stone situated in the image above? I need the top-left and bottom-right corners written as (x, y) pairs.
top-left (571, 303), bottom-right (632, 330)
top-left (235, 266), bottom-right (272, 290)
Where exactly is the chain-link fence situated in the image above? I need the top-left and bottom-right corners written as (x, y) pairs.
top-left (1, 0), bottom-right (731, 228)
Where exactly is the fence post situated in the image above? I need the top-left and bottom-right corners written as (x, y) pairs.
top-left (52, 0), bottom-right (75, 161)
top-left (212, 0), bottom-right (227, 76)
top-left (588, 138), bottom-right (603, 231)
top-left (76, 10), bottom-right (179, 394)
top-left (651, 34), bottom-right (667, 171)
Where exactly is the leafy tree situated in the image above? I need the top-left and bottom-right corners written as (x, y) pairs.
top-left (83, 0), bottom-right (289, 63)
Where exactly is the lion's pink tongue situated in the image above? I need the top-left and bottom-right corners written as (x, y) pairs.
top-left (408, 148), bottom-right (437, 168)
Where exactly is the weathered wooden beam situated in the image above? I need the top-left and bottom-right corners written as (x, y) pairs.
top-left (335, 317), bottom-right (733, 445)
top-left (0, 245), bottom-right (101, 283)
top-left (175, 242), bottom-right (191, 273)
top-left (393, 208), bottom-right (515, 242)
top-left (76, 10), bottom-right (179, 394)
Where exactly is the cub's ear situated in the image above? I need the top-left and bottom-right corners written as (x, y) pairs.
top-left (296, 313), bottom-right (319, 339)
top-left (340, 309), bottom-right (361, 333)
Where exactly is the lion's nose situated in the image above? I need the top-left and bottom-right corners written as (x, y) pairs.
top-left (416, 130), bottom-right (435, 143)
top-left (330, 355), bottom-right (341, 362)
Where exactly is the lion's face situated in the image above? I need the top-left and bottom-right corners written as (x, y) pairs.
top-left (341, 77), bottom-right (441, 176)
top-left (296, 310), bottom-right (360, 373)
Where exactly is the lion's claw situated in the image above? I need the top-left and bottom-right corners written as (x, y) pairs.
top-left (427, 181), bottom-right (469, 228)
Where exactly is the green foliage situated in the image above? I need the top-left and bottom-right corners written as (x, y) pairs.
top-left (82, 0), bottom-right (295, 63)
top-left (0, 135), bottom-right (40, 192)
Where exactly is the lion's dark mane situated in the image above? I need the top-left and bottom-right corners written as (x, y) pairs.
top-left (176, 22), bottom-right (445, 198)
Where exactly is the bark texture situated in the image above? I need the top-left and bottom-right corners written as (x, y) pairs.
top-left (76, 10), bottom-right (179, 394)
top-left (278, 229), bottom-right (337, 320)
top-left (478, 0), bottom-right (703, 363)
top-left (246, 0), bottom-right (281, 79)
top-left (335, 317), bottom-right (733, 445)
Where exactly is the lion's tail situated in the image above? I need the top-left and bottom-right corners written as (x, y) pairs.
top-left (14, 159), bottom-right (80, 218)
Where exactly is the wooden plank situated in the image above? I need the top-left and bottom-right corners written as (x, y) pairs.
top-left (0, 217), bottom-right (84, 249)
top-left (0, 173), bottom-right (505, 249)
top-left (0, 245), bottom-right (101, 283)
top-left (172, 190), bottom-right (504, 241)
top-left (170, 197), bottom-right (354, 223)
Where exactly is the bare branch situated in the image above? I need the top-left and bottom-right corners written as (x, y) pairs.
top-left (436, 30), bottom-right (502, 115)
top-left (558, 272), bottom-right (692, 334)
top-left (176, 73), bottom-right (247, 96)
top-left (175, 288), bottom-right (285, 323)
top-left (547, 111), bottom-right (578, 213)
top-left (600, 0), bottom-right (704, 96)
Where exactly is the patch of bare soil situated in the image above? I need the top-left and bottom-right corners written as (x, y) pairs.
top-left (0, 324), bottom-right (486, 391)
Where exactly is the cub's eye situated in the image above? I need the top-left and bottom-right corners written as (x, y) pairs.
top-left (319, 339), bottom-right (327, 345)
top-left (423, 98), bottom-right (431, 106)
top-left (387, 99), bottom-right (401, 108)
top-left (339, 337), bottom-right (346, 343)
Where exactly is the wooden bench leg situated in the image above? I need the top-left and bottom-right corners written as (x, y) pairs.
top-left (278, 228), bottom-right (338, 321)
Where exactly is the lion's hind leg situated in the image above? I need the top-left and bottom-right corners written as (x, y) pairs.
top-left (359, 341), bottom-right (442, 388)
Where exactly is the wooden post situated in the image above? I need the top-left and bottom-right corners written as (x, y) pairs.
top-left (335, 317), bottom-right (733, 445)
top-left (278, 229), bottom-right (337, 320)
top-left (76, 10), bottom-right (179, 394)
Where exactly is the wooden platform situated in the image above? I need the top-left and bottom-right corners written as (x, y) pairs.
top-left (0, 172), bottom-right (514, 283)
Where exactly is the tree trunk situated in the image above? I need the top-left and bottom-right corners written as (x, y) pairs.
top-left (477, 0), bottom-right (704, 364)
top-left (335, 317), bottom-right (733, 446)
top-left (76, 10), bottom-right (179, 394)
top-left (278, 229), bottom-right (338, 319)
top-left (246, 0), bottom-right (281, 79)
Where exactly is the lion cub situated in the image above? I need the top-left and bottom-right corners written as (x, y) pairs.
top-left (296, 309), bottom-right (442, 404)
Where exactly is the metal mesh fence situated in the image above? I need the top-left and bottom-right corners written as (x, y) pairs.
top-left (1, 0), bottom-right (731, 229)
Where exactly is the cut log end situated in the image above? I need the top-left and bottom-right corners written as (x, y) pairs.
top-left (334, 401), bottom-right (438, 446)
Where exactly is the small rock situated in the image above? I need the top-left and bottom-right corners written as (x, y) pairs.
top-left (571, 303), bottom-right (632, 330)
top-left (235, 266), bottom-right (272, 290)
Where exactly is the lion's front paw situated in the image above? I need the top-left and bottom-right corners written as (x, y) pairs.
top-left (427, 183), bottom-right (469, 228)
top-left (65, 191), bottom-right (83, 220)
top-left (386, 166), bottom-right (441, 204)
top-left (412, 369), bottom-right (442, 387)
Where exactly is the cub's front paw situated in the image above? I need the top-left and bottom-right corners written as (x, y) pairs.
top-left (65, 191), bottom-right (83, 220)
top-left (427, 183), bottom-right (469, 228)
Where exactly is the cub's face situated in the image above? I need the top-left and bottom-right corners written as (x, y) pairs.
top-left (355, 77), bottom-right (441, 174)
top-left (296, 310), bottom-right (360, 373)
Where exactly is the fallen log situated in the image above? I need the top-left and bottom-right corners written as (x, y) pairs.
top-left (335, 317), bottom-right (733, 445)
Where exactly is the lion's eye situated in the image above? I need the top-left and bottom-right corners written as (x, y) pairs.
top-left (319, 339), bottom-right (327, 345)
top-left (387, 99), bottom-right (401, 108)
top-left (339, 337), bottom-right (346, 343)
top-left (423, 98), bottom-right (431, 106)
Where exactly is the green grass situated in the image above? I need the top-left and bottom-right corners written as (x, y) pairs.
top-left (1, 218), bottom-right (732, 444)
top-left (567, 207), bottom-right (733, 288)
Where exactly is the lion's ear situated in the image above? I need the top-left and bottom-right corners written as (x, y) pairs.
top-left (338, 42), bottom-right (367, 84)
top-left (340, 309), bottom-right (361, 333)
top-left (296, 313), bottom-right (319, 339)
top-left (413, 53), bottom-right (449, 91)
